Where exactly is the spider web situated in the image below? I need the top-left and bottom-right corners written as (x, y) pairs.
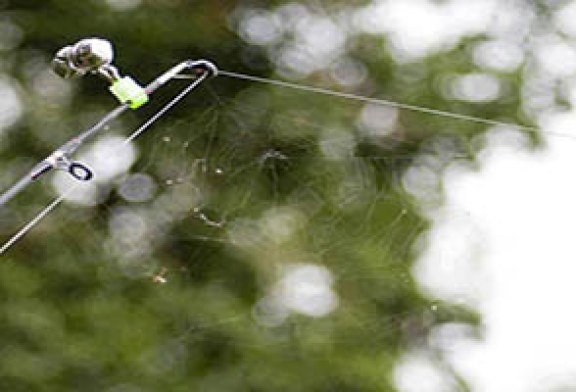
top-left (2, 0), bottom-right (576, 389)
top-left (0, 76), bottom-right (495, 391)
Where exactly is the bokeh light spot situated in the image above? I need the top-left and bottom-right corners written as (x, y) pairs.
top-left (118, 173), bottom-right (157, 203)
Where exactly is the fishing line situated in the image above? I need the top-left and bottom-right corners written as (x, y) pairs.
top-left (0, 194), bottom-right (69, 255)
top-left (204, 70), bottom-right (576, 140)
top-left (125, 73), bottom-right (208, 143)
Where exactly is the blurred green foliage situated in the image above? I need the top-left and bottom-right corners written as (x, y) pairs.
top-left (0, 0), bottom-right (526, 390)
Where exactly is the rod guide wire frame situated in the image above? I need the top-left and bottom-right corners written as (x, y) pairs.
top-left (0, 55), bottom-right (218, 210)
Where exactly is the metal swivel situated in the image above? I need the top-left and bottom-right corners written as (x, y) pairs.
top-left (51, 38), bottom-right (120, 82)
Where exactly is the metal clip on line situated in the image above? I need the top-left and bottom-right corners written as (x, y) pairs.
top-left (48, 37), bottom-right (217, 182)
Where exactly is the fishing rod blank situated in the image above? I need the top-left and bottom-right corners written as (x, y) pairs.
top-left (0, 38), bottom-right (217, 209)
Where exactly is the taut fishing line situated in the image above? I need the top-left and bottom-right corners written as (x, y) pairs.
top-left (216, 71), bottom-right (538, 134)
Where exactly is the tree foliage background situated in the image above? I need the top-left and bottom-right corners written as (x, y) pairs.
top-left (0, 0), bottom-right (550, 391)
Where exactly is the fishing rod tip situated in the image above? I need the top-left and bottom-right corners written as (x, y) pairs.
top-left (186, 60), bottom-right (218, 78)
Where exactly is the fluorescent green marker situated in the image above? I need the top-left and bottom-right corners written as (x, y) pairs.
top-left (109, 76), bottom-right (149, 109)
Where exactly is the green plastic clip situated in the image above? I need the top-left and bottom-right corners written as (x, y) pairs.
top-left (109, 76), bottom-right (149, 109)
